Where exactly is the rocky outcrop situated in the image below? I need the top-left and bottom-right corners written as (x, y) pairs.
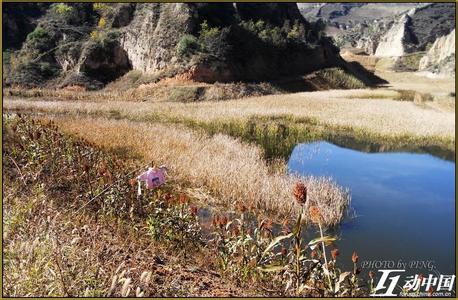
top-left (374, 14), bottom-right (414, 57)
top-left (321, 3), bottom-right (455, 57)
top-left (119, 4), bottom-right (195, 73)
top-left (355, 37), bottom-right (377, 55)
top-left (419, 29), bottom-right (455, 75)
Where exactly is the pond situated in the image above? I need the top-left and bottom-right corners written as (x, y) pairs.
top-left (288, 141), bottom-right (455, 279)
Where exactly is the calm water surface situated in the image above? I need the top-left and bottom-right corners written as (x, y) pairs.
top-left (288, 141), bottom-right (455, 277)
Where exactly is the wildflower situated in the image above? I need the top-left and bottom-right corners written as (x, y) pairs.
top-left (369, 271), bottom-right (375, 279)
top-left (352, 251), bottom-right (359, 263)
top-left (293, 182), bottom-right (307, 205)
top-left (309, 206), bottom-right (322, 224)
top-left (331, 248), bottom-right (339, 260)
top-left (311, 250), bottom-right (318, 259)
top-left (355, 267), bottom-right (362, 274)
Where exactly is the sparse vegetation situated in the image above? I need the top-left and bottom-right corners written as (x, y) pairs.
top-left (394, 52), bottom-right (425, 72)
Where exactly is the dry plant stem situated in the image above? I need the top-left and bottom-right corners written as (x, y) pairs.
top-left (318, 221), bottom-right (333, 292)
top-left (295, 206), bottom-right (304, 294)
top-left (7, 155), bottom-right (26, 185)
top-left (52, 233), bottom-right (72, 297)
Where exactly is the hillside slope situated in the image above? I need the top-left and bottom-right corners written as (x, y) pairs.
top-left (3, 2), bottom-right (383, 90)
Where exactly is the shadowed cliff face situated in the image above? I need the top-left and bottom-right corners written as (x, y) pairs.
top-left (3, 2), bottom-right (374, 89)
top-left (2, 3), bottom-right (50, 50)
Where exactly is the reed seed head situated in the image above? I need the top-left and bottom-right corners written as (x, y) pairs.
top-left (331, 248), bottom-right (339, 260)
top-left (351, 251), bottom-right (359, 263)
top-left (309, 206), bottom-right (322, 224)
top-left (293, 182), bottom-right (307, 205)
top-left (369, 271), bottom-right (375, 279)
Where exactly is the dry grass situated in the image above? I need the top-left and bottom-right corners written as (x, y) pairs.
top-left (2, 118), bottom-right (252, 297)
top-left (5, 89), bottom-right (455, 139)
top-left (53, 117), bottom-right (350, 227)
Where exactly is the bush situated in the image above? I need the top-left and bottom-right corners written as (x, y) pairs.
top-left (26, 27), bottom-right (48, 42)
top-left (177, 34), bottom-right (200, 57)
top-left (169, 86), bottom-right (203, 102)
top-left (198, 21), bottom-right (230, 58)
top-left (52, 3), bottom-right (73, 15)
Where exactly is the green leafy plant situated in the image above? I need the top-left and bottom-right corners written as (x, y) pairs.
top-left (177, 34), bottom-right (200, 57)
top-left (53, 3), bottom-right (73, 15)
top-left (146, 192), bottom-right (202, 251)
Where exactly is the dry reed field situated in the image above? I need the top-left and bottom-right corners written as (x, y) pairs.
top-left (5, 88), bottom-right (455, 139)
top-left (52, 116), bottom-right (350, 227)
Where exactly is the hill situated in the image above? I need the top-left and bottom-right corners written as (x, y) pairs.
top-left (3, 2), bottom-right (383, 90)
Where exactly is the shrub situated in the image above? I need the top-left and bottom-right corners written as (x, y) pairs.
top-left (98, 17), bottom-right (106, 28)
top-left (26, 27), bottom-right (48, 42)
top-left (287, 20), bottom-right (306, 43)
top-left (176, 34), bottom-right (200, 57)
top-left (93, 3), bottom-right (111, 15)
top-left (169, 86), bottom-right (203, 102)
top-left (198, 21), bottom-right (230, 58)
top-left (52, 3), bottom-right (73, 15)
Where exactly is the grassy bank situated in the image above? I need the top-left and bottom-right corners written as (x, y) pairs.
top-left (5, 96), bottom-right (455, 161)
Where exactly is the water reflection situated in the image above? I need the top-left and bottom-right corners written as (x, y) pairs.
top-left (288, 141), bottom-right (455, 277)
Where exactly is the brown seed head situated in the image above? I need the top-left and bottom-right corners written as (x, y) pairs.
top-left (212, 215), bottom-right (219, 227)
top-left (351, 251), bottom-right (359, 263)
top-left (237, 201), bottom-right (247, 213)
top-left (331, 248), bottom-right (340, 260)
top-left (220, 216), bottom-right (228, 228)
top-left (311, 250), bottom-right (318, 259)
top-left (129, 178), bottom-right (137, 188)
top-left (179, 193), bottom-right (188, 204)
top-left (281, 219), bottom-right (291, 234)
top-left (232, 226), bottom-right (240, 236)
top-left (190, 206), bottom-right (198, 216)
top-left (293, 182), bottom-right (307, 205)
top-left (309, 206), bottom-right (322, 224)
top-left (369, 271), bottom-right (375, 279)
